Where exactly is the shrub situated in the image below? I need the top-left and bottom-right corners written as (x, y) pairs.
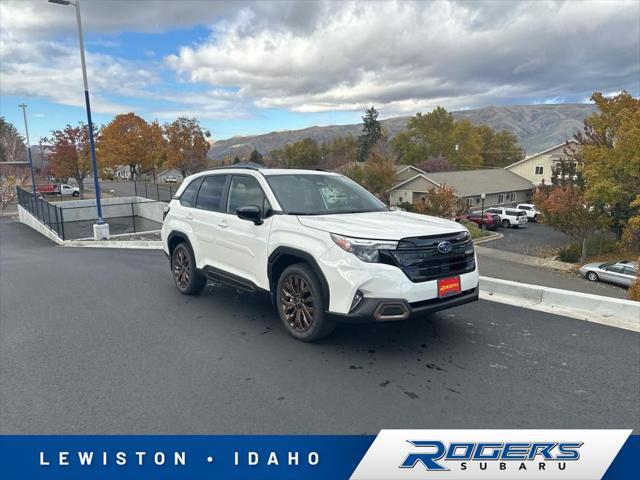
top-left (558, 243), bottom-right (582, 263)
top-left (460, 219), bottom-right (490, 239)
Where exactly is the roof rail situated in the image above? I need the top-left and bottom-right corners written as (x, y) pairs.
top-left (213, 162), bottom-right (266, 171)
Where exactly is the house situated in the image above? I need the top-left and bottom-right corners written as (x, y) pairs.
top-left (114, 165), bottom-right (133, 180)
top-left (505, 140), bottom-right (579, 185)
top-left (389, 168), bottom-right (534, 208)
top-left (157, 168), bottom-right (183, 183)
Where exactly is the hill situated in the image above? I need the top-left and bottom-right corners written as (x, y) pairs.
top-left (208, 104), bottom-right (597, 160)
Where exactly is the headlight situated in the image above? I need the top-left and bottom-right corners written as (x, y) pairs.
top-left (331, 233), bottom-right (398, 263)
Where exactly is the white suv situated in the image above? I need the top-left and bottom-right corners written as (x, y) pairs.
top-left (161, 166), bottom-right (479, 341)
top-left (516, 203), bottom-right (541, 222)
top-left (485, 207), bottom-right (528, 228)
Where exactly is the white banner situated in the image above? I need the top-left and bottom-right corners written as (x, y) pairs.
top-left (350, 430), bottom-right (631, 480)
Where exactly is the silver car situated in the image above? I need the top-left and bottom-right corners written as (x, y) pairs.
top-left (579, 260), bottom-right (638, 287)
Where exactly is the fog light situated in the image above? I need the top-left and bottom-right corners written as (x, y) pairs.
top-left (350, 290), bottom-right (364, 312)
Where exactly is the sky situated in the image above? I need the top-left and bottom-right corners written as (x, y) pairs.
top-left (1, 0), bottom-right (639, 145)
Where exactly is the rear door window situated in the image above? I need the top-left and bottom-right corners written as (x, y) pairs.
top-left (196, 175), bottom-right (228, 211)
top-left (505, 209), bottom-right (517, 216)
top-left (179, 177), bottom-right (203, 208)
top-left (623, 266), bottom-right (637, 275)
top-left (226, 176), bottom-right (272, 215)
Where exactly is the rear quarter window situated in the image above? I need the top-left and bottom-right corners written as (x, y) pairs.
top-left (179, 177), bottom-right (203, 207)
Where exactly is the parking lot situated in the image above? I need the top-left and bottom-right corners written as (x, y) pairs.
top-left (1, 217), bottom-right (638, 434)
top-left (483, 221), bottom-right (571, 257)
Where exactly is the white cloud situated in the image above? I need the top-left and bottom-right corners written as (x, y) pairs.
top-left (167, 0), bottom-right (640, 113)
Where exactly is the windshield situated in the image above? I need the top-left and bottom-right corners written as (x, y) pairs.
top-left (266, 174), bottom-right (387, 215)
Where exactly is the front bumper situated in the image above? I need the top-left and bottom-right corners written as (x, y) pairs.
top-left (331, 287), bottom-right (479, 323)
top-left (317, 244), bottom-right (480, 316)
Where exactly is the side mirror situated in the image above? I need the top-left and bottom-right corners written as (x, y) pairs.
top-left (236, 205), bottom-right (263, 225)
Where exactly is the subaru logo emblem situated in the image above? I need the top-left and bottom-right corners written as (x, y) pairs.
top-left (437, 241), bottom-right (453, 254)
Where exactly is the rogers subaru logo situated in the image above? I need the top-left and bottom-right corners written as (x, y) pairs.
top-left (399, 440), bottom-right (583, 472)
top-left (437, 241), bottom-right (453, 254)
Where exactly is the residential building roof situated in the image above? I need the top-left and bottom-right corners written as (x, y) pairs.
top-left (505, 139), bottom-right (579, 169)
top-left (391, 168), bottom-right (533, 197)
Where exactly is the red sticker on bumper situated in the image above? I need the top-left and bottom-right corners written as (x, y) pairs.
top-left (438, 277), bottom-right (461, 298)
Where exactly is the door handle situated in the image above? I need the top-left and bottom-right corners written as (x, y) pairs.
top-left (185, 213), bottom-right (193, 220)
top-left (218, 220), bottom-right (228, 229)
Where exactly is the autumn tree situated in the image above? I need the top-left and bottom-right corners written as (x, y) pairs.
top-left (569, 91), bottom-right (640, 238)
top-left (1, 164), bottom-right (30, 210)
top-left (357, 106), bottom-right (383, 162)
top-left (147, 120), bottom-right (167, 182)
top-left (270, 138), bottom-right (321, 168)
top-left (0, 117), bottom-right (27, 163)
top-left (320, 135), bottom-right (358, 170)
top-left (362, 148), bottom-right (396, 197)
top-left (164, 117), bottom-right (210, 177)
top-left (99, 113), bottom-right (165, 181)
top-left (533, 186), bottom-right (607, 262)
top-left (48, 123), bottom-right (96, 198)
top-left (413, 185), bottom-right (461, 218)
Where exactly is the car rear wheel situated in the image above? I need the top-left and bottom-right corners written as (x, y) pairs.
top-left (502, 219), bottom-right (510, 228)
top-left (171, 243), bottom-right (207, 295)
top-left (72, 191), bottom-right (79, 197)
top-left (586, 271), bottom-right (599, 282)
top-left (276, 263), bottom-right (335, 342)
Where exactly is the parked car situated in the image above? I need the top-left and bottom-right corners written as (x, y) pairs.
top-left (457, 212), bottom-right (500, 230)
top-left (485, 207), bottom-right (528, 228)
top-left (579, 260), bottom-right (638, 288)
top-left (516, 203), bottom-right (541, 221)
top-left (162, 166), bottom-right (479, 342)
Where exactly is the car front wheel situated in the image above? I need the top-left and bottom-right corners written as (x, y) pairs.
top-left (502, 219), bottom-right (510, 228)
top-left (276, 263), bottom-right (335, 342)
top-left (586, 271), bottom-right (599, 282)
top-left (171, 243), bottom-right (206, 295)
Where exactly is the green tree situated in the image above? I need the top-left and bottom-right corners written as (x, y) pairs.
top-left (362, 148), bottom-right (396, 197)
top-left (477, 125), bottom-right (524, 167)
top-left (248, 148), bottom-right (264, 165)
top-left (451, 119), bottom-right (483, 169)
top-left (391, 107), bottom-right (456, 165)
top-left (164, 117), bottom-right (210, 177)
top-left (357, 106), bottom-right (382, 162)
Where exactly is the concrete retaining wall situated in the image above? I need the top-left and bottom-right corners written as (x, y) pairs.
top-left (480, 276), bottom-right (640, 332)
top-left (52, 197), bottom-right (166, 222)
top-left (17, 205), bottom-right (63, 245)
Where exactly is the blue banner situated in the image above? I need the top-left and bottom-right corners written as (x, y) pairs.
top-left (0, 433), bottom-right (636, 479)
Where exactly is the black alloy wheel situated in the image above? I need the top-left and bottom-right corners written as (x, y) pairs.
top-left (171, 243), bottom-right (206, 295)
top-left (276, 264), bottom-right (335, 342)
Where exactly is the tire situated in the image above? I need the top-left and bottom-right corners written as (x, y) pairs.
top-left (532, 215), bottom-right (538, 222)
top-left (586, 271), bottom-right (599, 282)
top-left (171, 243), bottom-right (207, 295)
top-left (479, 223), bottom-right (487, 230)
top-left (72, 191), bottom-right (79, 197)
top-left (276, 263), bottom-right (335, 342)
top-left (502, 219), bottom-right (510, 228)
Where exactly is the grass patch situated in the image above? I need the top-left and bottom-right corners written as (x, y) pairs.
top-left (460, 219), bottom-right (491, 240)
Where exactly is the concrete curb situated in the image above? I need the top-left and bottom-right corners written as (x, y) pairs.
top-left (62, 240), bottom-right (163, 249)
top-left (476, 245), bottom-right (575, 272)
top-left (479, 276), bottom-right (639, 332)
top-left (473, 232), bottom-right (503, 245)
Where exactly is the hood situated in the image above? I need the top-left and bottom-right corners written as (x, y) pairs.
top-left (296, 210), bottom-right (466, 240)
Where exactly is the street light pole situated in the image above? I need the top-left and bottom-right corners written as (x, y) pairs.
top-left (480, 192), bottom-right (486, 229)
top-left (49, 0), bottom-right (109, 239)
top-left (18, 104), bottom-right (37, 195)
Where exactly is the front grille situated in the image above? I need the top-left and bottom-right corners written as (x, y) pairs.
top-left (381, 231), bottom-right (475, 283)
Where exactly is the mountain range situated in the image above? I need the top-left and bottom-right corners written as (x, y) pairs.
top-left (208, 103), bottom-right (597, 160)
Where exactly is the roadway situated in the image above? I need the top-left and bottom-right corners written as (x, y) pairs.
top-left (1, 217), bottom-right (638, 434)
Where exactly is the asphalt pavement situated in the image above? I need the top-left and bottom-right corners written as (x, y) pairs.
top-left (1, 217), bottom-right (638, 434)
top-left (482, 222), bottom-right (571, 256)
